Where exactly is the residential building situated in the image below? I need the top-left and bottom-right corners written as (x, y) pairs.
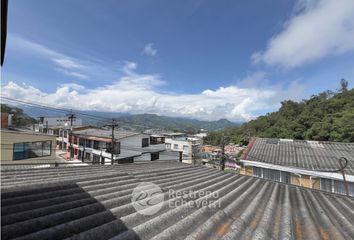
top-left (1, 112), bottom-right (12, 128)
top-left (164, 133), bottom-right (202, 163)
top-left (240, 138), bottom-right (354, 196)
top-left (2, 162), bottom-right (354, 239)
top-left (71, 128), bottom-right (166, 164)
top-left (0, 129), bottom-right (56, 165)
top-left (33, 116), bottom-right (83, 137)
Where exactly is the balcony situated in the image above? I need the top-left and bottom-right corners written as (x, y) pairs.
top-left (142, 143), bottom-right (166, 153)
top-left (150, 136), bottom-right (165, 145)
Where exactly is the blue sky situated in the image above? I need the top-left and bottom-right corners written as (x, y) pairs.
top-left (2, 0), bottom-right (354, 121)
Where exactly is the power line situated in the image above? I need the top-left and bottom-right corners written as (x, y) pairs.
top-left (1, 96), bottom-right (159, 129)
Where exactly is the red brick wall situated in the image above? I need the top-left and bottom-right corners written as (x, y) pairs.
top-left (1, 113), bottom-right (8, 128)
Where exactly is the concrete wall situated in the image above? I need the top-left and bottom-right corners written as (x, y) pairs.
top-left (1, 130), bottom-right (56, 164)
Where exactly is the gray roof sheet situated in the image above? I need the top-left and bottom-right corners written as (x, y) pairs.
top-left (1, 162), bottom-right (354, 240)
top-left (72, 129), bottom-right (143, 140)
top-left (242, 138), bottom-right (354, 175)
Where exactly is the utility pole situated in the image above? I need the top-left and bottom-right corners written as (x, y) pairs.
top-left (108, 118), bottom-right (118, 165)
top-left (67, 110), bottom-right (76, 160)
top-left (220, 134), bottom-right (226, 171)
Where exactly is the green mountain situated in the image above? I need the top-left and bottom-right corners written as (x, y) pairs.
top-left (1, 104), bottom-right (37, 127)
top-left (5, 104), bottom-right (237, 133)
top-left (204, 83), bottom-right (354, 145)
top-left (114, 114), bottom-right (237, 133)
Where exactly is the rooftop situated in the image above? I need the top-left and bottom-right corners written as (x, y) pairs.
top-left (73, 128), bottom-right (144, 140)
top-left (241, 138), bottom-right (354, 175)
top-left (1, 161), bottom-right (354, 240)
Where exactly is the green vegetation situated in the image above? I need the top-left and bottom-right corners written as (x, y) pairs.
top-left (114, 114), bottom-right (237, 133)
top-left (1, 104), bottom-right (37, 127)
top-left (204, 80), bottom-right (354, 145)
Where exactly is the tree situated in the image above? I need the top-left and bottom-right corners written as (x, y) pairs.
top-left (203, 86), bottom-right (354, 145)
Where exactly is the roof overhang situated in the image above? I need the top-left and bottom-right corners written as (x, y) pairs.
top-left (240, 160), bottom-right (354, 182)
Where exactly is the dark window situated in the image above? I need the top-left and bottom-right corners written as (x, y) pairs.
top-left (13, 141), bottom-right (52, 160)
top-left (64, 131), bottom-right (67, 138)
top-left (253, 167), bottom-right (262, 178)
top-left (85, 152), bottom-right (91, 160)
top-left (79, 138), bottom-right (85, 147)
top-left (85, 140), bottom-right (92, 148)
top-left (93, 141), bottom-right (100, 150)
top-left (93, 154), bottom-right (100, 164)
top-left (150, 136), bottom-right (165, 144)
top-left (151, 152), bottom-right (159, 161)
top-left (142, 138), bottom-right (149, 147)
top-left (106, 141), bottom-right (120, 154)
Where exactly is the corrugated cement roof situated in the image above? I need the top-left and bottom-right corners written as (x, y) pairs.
top-left (241, 138), bottom-right (354, 175)
top-left (72, 129), bottom-right (145, 140)
top-left (1, 161), bottom-right (354, 240)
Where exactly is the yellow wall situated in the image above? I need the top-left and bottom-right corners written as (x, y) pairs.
top-left (1, 130), bottom-right (56, 165)
top-left (240, 165), bottom-right (322, 191)
top-left (291, 174), bottom-right (320, 189)
top-left (240, 166), bottom-right (253, 176)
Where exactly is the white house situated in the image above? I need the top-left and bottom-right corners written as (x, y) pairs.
top-left (163, 133), bottom-right (202, 164)
top-left (72, 128), bottom-right (167, 164)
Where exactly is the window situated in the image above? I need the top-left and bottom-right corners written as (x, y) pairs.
top-left (151, 152), bottom-right (159, 161)
top-left (263, 169), bottom-right (280, 181)
top-left (281, 171), bottom-right (291, 184)
top-left (166, 143), bottom-right (171, 150)
top-left (85, 152), bottom-right (91, 160)
top-left (93, 154), bottom-right (100, 164)
top-left (349, 182), bottom-right (354, 197)
top-left (183, 145), bottom-right (189, 151)
top-left (85, 140), bottom-right (92, 148)
top-left (333, 180), bottom-right (346, 195)
top-left (174, 144), bottom-right (178, 150)
top-left (142, 138), bottom-right (149, 147)
top-left (64, 131), bottom-right (67, 138)
top-left (93, 141), bottom-right (100, 150)
top-left (320, 178), bottom-right (332, 192)
top-left (150, 136), bottom-right (165, 144)
top-left (253, 167), bottom-right (262, 178)
top-left (106, 141), bottom-right (120, 154)
top-left (13, 141), bottom-right (52, 160)
top-left (79, 138), bottom-right (85, 147)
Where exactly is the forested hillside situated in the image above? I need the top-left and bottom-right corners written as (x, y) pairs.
top-left (1, 104), bottom-right (37, 127)
top-left (204, 81), bottom-right (354, 145)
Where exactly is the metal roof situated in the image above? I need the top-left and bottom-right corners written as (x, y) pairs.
top-left (241, 138), bottom-right (354, 175)
top-left (1, 162), bottom-right (354, 240)
top-left (72, 128), bottom-right (145, 140)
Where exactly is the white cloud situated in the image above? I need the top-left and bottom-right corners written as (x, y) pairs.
top-left (142, 43), bottom-right (157, 56)
top-left (1, 66), bottom-right (305, 122)
top-left (55, 68), bottom-right (89, 80)
top-left (253, 0), bottom-right (354, 68)
top-left (122, 61), bottom-right (138, 75)
top-left (52, 58), bottom-right (85, 69)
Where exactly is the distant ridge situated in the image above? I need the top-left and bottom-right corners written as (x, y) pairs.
top-left (17, 107), bottom-right (239, 133)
